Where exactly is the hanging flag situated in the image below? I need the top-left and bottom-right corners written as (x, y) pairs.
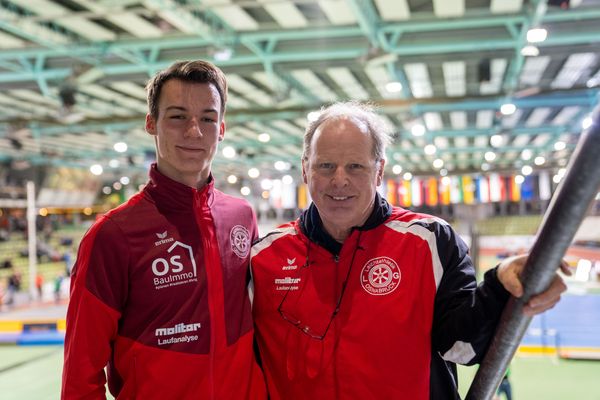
top-left (462, 176), bottom-right (475, 204)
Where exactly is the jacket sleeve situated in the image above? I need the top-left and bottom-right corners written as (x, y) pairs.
top-left (431, 222), bottom-right (510, 366)
top-left (61, 217), bottom-right (129, 399)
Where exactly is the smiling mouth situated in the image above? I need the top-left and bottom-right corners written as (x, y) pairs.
top-left (178, 146), bottom-right (204, 152)
top-left (328, 195), bottom-right (353, 201)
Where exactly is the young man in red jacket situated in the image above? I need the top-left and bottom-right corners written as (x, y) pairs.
top-left (62, 60), bottom-right (266, 399)
top-left (251, 102), bottom-right (568, 399)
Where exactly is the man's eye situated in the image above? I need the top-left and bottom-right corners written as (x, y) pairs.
top-left (169, 115), bottom-right (185, 120)
top-left (318, 163), bottom-right (334, 169)
top-left (202, 117), bottom-right (216, 123)
top-left (349, 164), bottom-right (363, 169)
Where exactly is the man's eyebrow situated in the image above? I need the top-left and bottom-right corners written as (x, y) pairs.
top-left (164, 106), bottom-right (218, 114)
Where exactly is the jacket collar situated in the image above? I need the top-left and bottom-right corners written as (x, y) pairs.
top-left (145, 163), bottom-right (214, 211)
top-left (299, 192), bottom-right (392, 255)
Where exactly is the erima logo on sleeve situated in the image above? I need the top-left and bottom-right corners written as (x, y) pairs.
top-left (155, 230), bottom-right (175, 246)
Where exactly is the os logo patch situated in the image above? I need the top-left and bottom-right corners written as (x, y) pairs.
top-left (230, 225), bottom-right (250, 258)
top-left (360, 256), bottom-right (401, 296)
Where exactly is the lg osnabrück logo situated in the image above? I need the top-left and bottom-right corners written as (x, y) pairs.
top-left (151, 241), bottom-right (198, 290)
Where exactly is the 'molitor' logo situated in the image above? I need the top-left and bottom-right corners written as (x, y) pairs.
top-left (230, 225), bottom-right (250, 258)
top-left (151, 241), bottom-right (198, 290)
top-left (360, 256), bottom-right (401, 296)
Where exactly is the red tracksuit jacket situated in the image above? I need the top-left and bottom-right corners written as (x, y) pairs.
top-left (251, 198), bottom-right (509, 399)
top-left (62, 165), bottom-right (266, 399)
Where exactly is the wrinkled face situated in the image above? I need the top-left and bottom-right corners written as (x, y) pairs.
top-left (145, 79), bottom-right (224, 187)
top-left (302, 117), bottom-right (384, 240)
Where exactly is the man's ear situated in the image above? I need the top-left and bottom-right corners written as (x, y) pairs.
top-left (218, 119), bottom-right (225, 141)
top-left (376, 158), bottom-right (385, 186)
top-left (301, 158), bottom-right (308, 184)
top-left (145, 114), bottom-right (156, 136)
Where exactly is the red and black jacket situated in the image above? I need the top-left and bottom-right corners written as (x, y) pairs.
top-left (251, 194), bottom-right (509, 399)
top-left (62, 164), bottom-right (266, 399)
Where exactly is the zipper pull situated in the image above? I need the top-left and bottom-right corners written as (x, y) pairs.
top-left (333, 254), bottom-right (339, 263)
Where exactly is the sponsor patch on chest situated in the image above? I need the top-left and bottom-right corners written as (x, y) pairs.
top-left (150, 241), bottom-right (198, 290)
top-left (360, 256), bottom-right (401, 296)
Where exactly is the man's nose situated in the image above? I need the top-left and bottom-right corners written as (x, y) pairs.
top-left (185, 118), bottom-right (202, 137)
top-left (331, 167), bottom-right (349, 186)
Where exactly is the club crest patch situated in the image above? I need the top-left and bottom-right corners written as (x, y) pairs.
top-left (230, 225), bottom-right (251, 258)
top-left (360, 256), bottom-right (401, 296)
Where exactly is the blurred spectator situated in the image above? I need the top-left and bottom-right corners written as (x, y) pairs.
top-left (35, 273), bottom-right (43, 300)
top-left (6, 263), bottom-right (21, 306)
top-left (54, 273), bottom-right (64, 303)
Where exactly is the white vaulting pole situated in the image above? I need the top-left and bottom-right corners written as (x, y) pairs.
top-left (26, 180), bottom-right (38, 300)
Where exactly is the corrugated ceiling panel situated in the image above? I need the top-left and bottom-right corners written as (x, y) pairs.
top-left (433, 0), bottom-right (465, 18)
top-left (318, 0), bottom-right (356, 25)
top-left (404, 63), bottom-right (433, 98)
top-left (327, 67), bottom-right (369, 100)
top-left (520, 56), bottom-right (551, 86)
top-left (424, 112), bottom-right (443, 131)
top-left (525, 107), bottom-right (552, 127)
top-left (551, 53), bottom-right (597, 89)
top-left (449, 111), bottom-right (467, 129)
top-left (480, 59), bottom-right (507, 95)
top-left (443, 61), bottom-right (466, 97)
top-left (257, 0), bottom-right (308, 28)
top-left (476, 110), bottom-right (495, 129)
top-left (374, 0), bottom-right (410, 20)
top-left (291, 69), bottom-right (337, 102)
top-left (490, 0), bottom-right (523, 13)
top-left (364, 66), bottom-right (395, 99)
top-left (551, 106), bottom-right (580, 126)
top-left (202, 0), bottom-right (259, 30)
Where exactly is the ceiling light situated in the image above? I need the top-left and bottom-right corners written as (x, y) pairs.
top-left (282, 175), bottom-right (294, 185)
top-left (534, 156), bottom-right (546, 165)
top-left (274, 161), bottom-right (291, 171)
top-left (441, 176), bottom-right (451, 186)
top-left (120, 176), bottom-right (130, 185)
top-left (403, 172), bottom-right (412, 181)
top-left (521, 45), bottom-right (540, 57)
top-left (240, 186), bottom-right (251, 196)
top-left (227, 174), bottom-right (238, 184)
top-left (440, 168), bottom-right (448, 176)
top-left (213, 47), bottom-right (233, 62)
top-left (109, 159), bottom-right (120, 168)
top-left (424, 144), bottom-right (437, 155)
top-left (515, 175), bottom-right (525, 184)
top-left (222, 146), bottom-right (236, 159)
top-left (490, 134), bottom-right (504, 147)
top-left (527, 28), bottom-right (547, 43)
top-left (521, 165), bottom-right (533, 175)
top-left (433, 158), bottom-right (444, 169)
top-left (521, 149), bottom-right (532, 161)
top-left (392, 164), bottom-right (402, 175)
top-left (102, 186), bottom-right (111, 195)
top-left (553, 174), bottom-right (562, 183)
top-left (582, 116), bottom-right (593, 130)
top-left (481, 163), bottom-right (490, 171)
top-left (114, 142), bottom-right (128, 153)
top-left (411, 124), bottom-right (426, 137)
top-left (90, 164), bottom-right (103, 175)
top-left (113, 182), bottom-right (122, 190)
top-left (248, 168), bottom-right (260, 178)
top-left (554, 141), bottom-right (566, 151)
top-left (484, 151), bottom-right (497, 162)
top-left (385, 82), bottom-right (403, 93)
top-left (258, 133), bottom-right (270, 143)
top-left (500, 103), bottom-right (516, 115)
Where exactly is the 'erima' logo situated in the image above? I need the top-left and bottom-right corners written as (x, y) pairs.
top-left (282, 257), bottom-right (298, 270)
top-left (155, 231), bottom-right (174, 246)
